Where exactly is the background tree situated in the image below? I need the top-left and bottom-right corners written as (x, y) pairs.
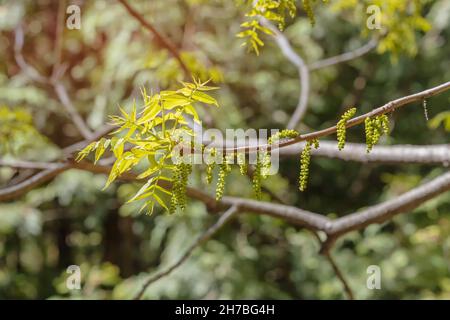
top-left (0, 0), bottom-right (449, 299)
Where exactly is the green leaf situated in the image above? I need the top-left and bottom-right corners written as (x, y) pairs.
top-left (94, 138), bottom-right (109, 164)
top-left (191, 91), bottom-right (218, 107)
top-left (76, 141), bottom-right (96, 162)
top-left (429, 111), bottom-right (450, 131)
top-left (128, 178), bottom-right (155, 203)
top-left (152, 193), bottom-right (169, 211)
top-left (184, 104), bottom-right (200, 123)
top-left (162, 94), bottom-right (192, 110)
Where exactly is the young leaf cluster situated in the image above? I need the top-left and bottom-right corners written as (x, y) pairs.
top-left (237, 0), bottom-right (297, 55)
top-left (77, 79), bottom-right (219, 214)
top-left (365, 114), bottom-right (389, 153)
top-left (0, 106), bottom-right (48, 155)
top-left (332, 0), bottom-right (431, 59)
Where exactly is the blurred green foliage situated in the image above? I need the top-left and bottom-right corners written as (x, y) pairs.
top-left (0, 0), bottom-right (449, 299)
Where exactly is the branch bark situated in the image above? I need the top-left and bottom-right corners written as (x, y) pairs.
top-left (280, 141), bottom-right (450, 165)
top-left (224, 81), bottom-right (450, 153)
top-left (3, 160), bottom-right (448, 246)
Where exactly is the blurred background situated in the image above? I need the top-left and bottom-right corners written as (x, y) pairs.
top-left (0, 0), bottom-right (449, 299)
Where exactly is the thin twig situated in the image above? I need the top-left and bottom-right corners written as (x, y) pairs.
top-left (0, 160), bottom-right (62, 170)
top-left (14, 25), bottom-right (48, 84)
top-left (280, 141), bottom-right (450, 165)
top-left (61, 82), bottom-right (450, 157)
top-left (117, 0), bottom-right (190, 76)
top-left (53, 82), bottom-right (94, 140)
top-left (322, 250), bottom-right (355, 300)
top-left (308, 39), bottom-right (377, 71)
top-left (308, 230), bottom-right (355, 300)
top-left (134, 205), bottom-right (239, 300)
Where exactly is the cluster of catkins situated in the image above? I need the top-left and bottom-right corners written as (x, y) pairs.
top-left (336, 107), bottom-right (357, 150)
top-left (365, 114), bottom-right (389, 152)
top-left (167, 110), bottom-right (393, 211)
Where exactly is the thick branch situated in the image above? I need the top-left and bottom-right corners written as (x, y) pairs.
top-left (280, 141), bottom-right (450, 165)
top-left (225, 81), bottom-right (450, 153)
top-left (327, 171), bottom-right (450, 238)
top-left (1, 160), bottom-right (449, 260)
top-left (61, 82), bottom-right (450, 159)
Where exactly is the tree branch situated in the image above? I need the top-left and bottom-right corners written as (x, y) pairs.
top-left (14, 25), bottom-right (94, 140)
top-left (0, 164), bottom-right (69, 201)
top-left (326, 171), bottom-right (450, 239)
top-left (260, 18), bottom-right (310, 129)
top-left (117, 0), bottom-right (190, 76)
top-left (308, 230), bottom-right (354, 299)
top-left (308, 39), bottom-right (377, 71)
top-left (133, 205), bottom-right (239, 300)
top-left (2, 158), bottom-right (449, 302)
top-left (322, 250), bottom-right (355, 300)
top-left (280, 141), bottom-right (450, 165)
top-left (224, 81), bottom-right (450, 153)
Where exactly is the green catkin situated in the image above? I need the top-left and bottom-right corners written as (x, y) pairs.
top-left (365, 115), bottom-right (390, 153)
top-left (170, 163), bottom-right (185, 213)
top-left (302, 0), bottom-right (315, 25)
top-left (365, 117), bottom-right (374, 152)
top-left (312, 138), bottom-right (320, 149)
top-left (372, 117), bottom-right (382, 145)
top-left (172, 163), bottom-right (191, 211)
top-left (336, 107), bottom-right (357, 150)
top-left (299, 141), bottom-right (312, 192)
top-left (206, 163), bottom-right (214, 184)
top-left (268, 129), bottom-right (299, 145)
top-left (215, 155), bottom-right (231, 201)
top-left (205, 148), bottom-right (216, 184)
top-left (169, 168), bottom-right (180, 214)
top-left (237, 152), bottom-right (247, 175)
top-left (380, 114), bottom-right (389, 135)
top-left (169, 196), bottom-right (177, 214)
top-left (252, 152), bottom-right (262, 199)
top-left (261, 150), bottom-right (271, 179)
